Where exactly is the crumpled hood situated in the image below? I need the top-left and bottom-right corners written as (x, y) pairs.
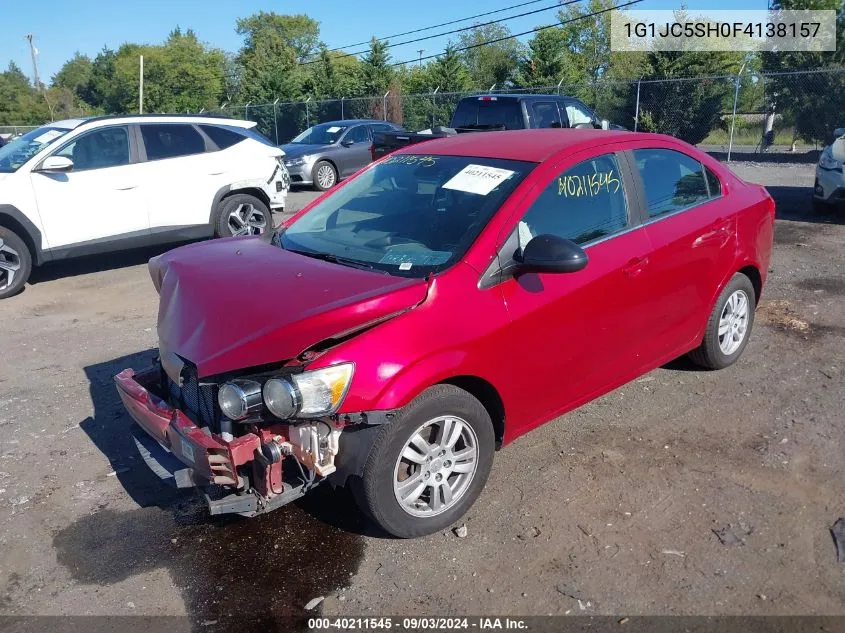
top-left (279, 143), bottom-right (331, 159)
top-left (149, 237), bottom-right (428, 378)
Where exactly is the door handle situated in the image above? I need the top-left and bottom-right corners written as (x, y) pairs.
top-left (115, 184), bottom-right (137, 191)
top-left (622, 256), bottom-right (649, 278)
top-left (694, 218), bottom-right (732, 247)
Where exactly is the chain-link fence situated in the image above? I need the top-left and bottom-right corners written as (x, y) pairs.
top-left (204, 68), bottom-right (843, 160)
top-left (0, 126), bottom-right (38, 138)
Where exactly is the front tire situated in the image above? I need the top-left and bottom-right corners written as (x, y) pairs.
top-left (688, 273), bottom-right (756, 370)
top-left (0, 227), bottom-right (32, 300)
top-left (215, 194), bottom-right (271, 237)
top-left (354, 385), bottom-right (495, 538)
top-left (312, 160), bottom-right (337, 191)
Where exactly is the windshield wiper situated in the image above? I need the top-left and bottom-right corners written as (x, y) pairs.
top-left (287, 248), bottom-right (377, 271)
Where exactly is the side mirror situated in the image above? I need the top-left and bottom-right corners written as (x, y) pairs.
top-left (341, 139), bottom-right (355, 147)
top-left (515, 234), bottom-right (588, 274)
top-left (601, 119), bottom-right (610, 130)
top-left (39, 156), bottom-right (74, 172)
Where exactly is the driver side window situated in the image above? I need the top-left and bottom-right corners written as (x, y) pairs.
top-left (565, 101), bottom-right (594, 128)
top-left (54, 126), bottom-right (130, 171)
top-left (344, 126), bottom-right (370, 144)
top-left (518, 153), bottom-right (629, 250)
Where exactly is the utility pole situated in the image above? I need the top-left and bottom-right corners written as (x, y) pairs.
top-left (139, 55), bottom-right (144, 114)
top-left (418, 49), bottom-right (424, 67)
top-left (25, 34), bottom-right (41, 89)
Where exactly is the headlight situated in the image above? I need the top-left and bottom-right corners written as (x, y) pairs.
top-left (819, 152), bottom-right (842, 171)
top-left (262, 363), bottom-right (354, 419)
top-left (264, 377), bottom-right (301, 419)
top-left (218, 379), bottom-right (263, 420)
top-left (284, 156), bottom-right (309, 167)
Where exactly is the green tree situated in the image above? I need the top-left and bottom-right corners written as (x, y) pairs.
top-left (762, 0), bottom-right (845, 144)
top-left (236, 12), bottom-right (320, 63)
top-left (430, 45), bottom-right (471, 93)
top-left (515, 28), bottom-right (572, 88)
top-left (458, 23), bottom-right (524, 89)
top-left (0, 62), bottom-right (50, 125)
top-left (52, 53), bottom-right (93, 104)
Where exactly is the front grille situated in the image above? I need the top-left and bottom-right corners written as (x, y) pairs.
top-left (167, 365), bottom-right (219, 432)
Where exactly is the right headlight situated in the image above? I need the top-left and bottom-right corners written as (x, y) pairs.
top-left (263, 363), bottom-right (354, 419)
top-left (819, 152), bottom-right (842, 171)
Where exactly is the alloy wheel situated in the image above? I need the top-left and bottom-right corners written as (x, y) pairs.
top-left (227, 203), bottom-right (268, 236)
top-left (0, 238), bottom-right (21, 291)
top-left (393, 415), bottom-right (479, 517)
top-left (316, 164), bottom-right (336, 189)
top-left (718, 289), bottom-right (750, 355)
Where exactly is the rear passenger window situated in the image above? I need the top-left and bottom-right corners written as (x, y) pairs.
top-left (519, 153), bottom-right (628, 247)
top-left (200, 125), bottom-right (244, 150)
top-left (141, 124), bottom-right (205, 160)
top-left (705, 166), bottom-right (722, 197)
top-left (633, 148), bottom-right (710, 218)
top-left (531, 102), bottom-right (561, 129)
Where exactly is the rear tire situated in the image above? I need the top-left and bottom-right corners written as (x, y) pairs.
top-left (312, 161), bottom-right (337, 191)
top-left (215, 194), bottom-right (271, 237)
top-left (0, 227), bottom-right (32, 300)
top-left (688, 273), bottom-right (756, 370)
top-left (353, 385), bottom-right (495, 538)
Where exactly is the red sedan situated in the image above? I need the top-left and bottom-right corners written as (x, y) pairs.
top-left (115, 129), bottom-right (775, 538)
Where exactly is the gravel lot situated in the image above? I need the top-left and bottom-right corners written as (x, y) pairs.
top-left (0, 163), bottom-right (843, 630)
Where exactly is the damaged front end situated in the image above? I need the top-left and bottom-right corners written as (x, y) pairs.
top-left (114, 358), bottom-right (374, 517)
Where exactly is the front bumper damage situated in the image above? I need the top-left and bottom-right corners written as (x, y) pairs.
top-left (114, 366), bottom-right (352, 516)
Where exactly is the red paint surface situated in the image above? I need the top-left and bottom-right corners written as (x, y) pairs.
top-left (146, 130), bottom-right (774, 447)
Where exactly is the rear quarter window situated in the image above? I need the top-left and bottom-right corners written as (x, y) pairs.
top-left (199, 125), bottom-right (245, 150)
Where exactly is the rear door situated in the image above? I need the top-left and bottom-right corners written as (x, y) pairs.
top-left (137, 123), bottom-right (213, 232)
top-left (493, 147), bottom-right (654, 429)
top-left (30, 124), bottom-right (149, 249)
top-left (627, 146), bottom-right (735, 358)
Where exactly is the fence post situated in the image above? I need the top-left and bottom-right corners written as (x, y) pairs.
top-left (727, 61), bottom-right (749, 162)
top-left (273, 98), bottom-right (280, 145)
top-left (305, 96), bottom-right (311, 128)
top-left (341, 96), bottom-right (345, 120)
top-left (244, 102), bottom-right (250, 121)
top-left (557, 78), bottom-right (564, 95)
top-left (489, 83), bottom-right (496, 93)
top-left (383, 91), bottom-right (390, 120)
top-left (633, 79), bottom-right (641, 132)
top-left (431, 86), bottom-right (440, 128)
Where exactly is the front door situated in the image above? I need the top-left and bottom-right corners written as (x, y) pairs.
top-left (337, 125), bottom-right (372, 177)
top-left (30, 125), bottom-right (148, 249)
top-left (495, 150), bottom-right (654, 432)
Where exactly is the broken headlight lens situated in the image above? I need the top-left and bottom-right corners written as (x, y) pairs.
top-left (263, 363), bottom-right (354, 419)
top-left (218, 379), bottom-right (263, 420)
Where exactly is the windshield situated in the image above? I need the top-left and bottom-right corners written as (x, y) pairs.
top-left (279, 154), bottom-right (535, 278)
top-left (291, 123), bottom-right (348, 145)
top-left (0, 126), bottom-right (72, 173)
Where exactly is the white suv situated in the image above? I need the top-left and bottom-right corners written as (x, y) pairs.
top-left (0, 115), bottom-right (289, 299)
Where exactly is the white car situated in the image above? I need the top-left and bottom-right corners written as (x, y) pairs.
top-left (813, 126), bottom-right (845, 213)
top-left (0, 115), bottom-right (289, 299)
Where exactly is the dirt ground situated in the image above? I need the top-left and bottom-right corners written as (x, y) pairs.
top-left (0, 164), bottom-right (843, 630)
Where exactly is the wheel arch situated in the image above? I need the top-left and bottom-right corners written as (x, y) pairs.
top-left (0, 205), bottom-right (43, 265)
top-left (738, 264), bottom-right (762, 304)
top-left (439, 376), bottom-right (506, 449)
top-left (208, 186), bottom-right (272, 224)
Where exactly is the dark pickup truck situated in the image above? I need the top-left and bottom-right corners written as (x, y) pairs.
top-left (371, 93), bottom-right (623, 159)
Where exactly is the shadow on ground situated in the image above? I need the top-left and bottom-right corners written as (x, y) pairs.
top-left (29, 243), bottom-right (192, 285)
top-left (761, 184), bottom-right (844, 223)
top-left (52, 350), bottom-right (371, 632)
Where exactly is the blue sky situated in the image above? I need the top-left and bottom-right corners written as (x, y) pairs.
top-left (3, 0), bottom-right (768, 83)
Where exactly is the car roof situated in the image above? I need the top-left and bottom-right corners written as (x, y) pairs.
top-left (317, 119), bottom-right (395, 126)
top-left (458, 94), bottom-right (579, 102)
top-left (73, 114), bottom-right (258, 129)
top-left (394, 129), bottom-right (671, 163)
